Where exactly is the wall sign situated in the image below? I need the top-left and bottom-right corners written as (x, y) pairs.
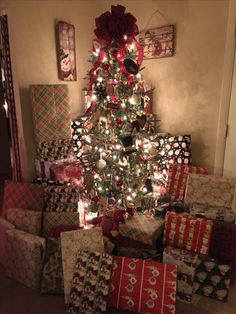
top-left (138, 25), bottom-right (175, 59)
top-left (56, 21), bottom-right (77, 81)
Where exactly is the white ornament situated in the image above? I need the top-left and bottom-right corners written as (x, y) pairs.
top-left (149, 145), bottom-right (158, 156)
top-left (96, 159), bottom-right (107, 169)
top-left (129, 94), bottom-right (139, 105)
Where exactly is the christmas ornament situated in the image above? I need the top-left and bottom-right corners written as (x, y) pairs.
top-left (129, 94), bottom-right (140, 105)
top-left (120, 135), bottom-right (137, 155)
top-left (116, 179), bottom-right (123, 187)
top-left (96, 159), bottom-right (107, 169)
top-left (149, 145), bottom-right (158, 156)
top-left (145, 178), bottom-right (153, 193)
top-left (124, 58), bottom-right (139, 75)
top-left (106, 84), bottom-right (115, 96)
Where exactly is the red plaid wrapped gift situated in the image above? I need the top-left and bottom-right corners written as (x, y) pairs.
top-left (119, 213), bottom-right (165, 246)
top-left (166, 164), bottom-right (208, 202)
top-left (2, 181), bottom-right (44, 217)
top-left (164, 212), bottom-right (213, 255)
top-left (109, 256), bottom-right (177, 314)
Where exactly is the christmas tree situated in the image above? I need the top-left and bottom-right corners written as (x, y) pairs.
top-left (72, 5), bottom-right (163, 214)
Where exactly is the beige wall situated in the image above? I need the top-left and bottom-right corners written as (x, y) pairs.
top-left (1, 0), bottom-right (230, 180)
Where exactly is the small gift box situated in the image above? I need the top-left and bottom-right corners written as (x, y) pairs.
top-left (193, 257), bottom-right (231, 302)
top-left (109, 256), bottom-right (177, 314)
top-left (163, 245), bottom-right (198, 303)
top-left (119, 213), bottom-right (165, 246)
top-left (190, 205), bottom-right (236, 223)
top-left (166, 164), bottom-right (208, 202)
top-left (164, 212), bottom-right (213, 255)
top-left (50, 160), bottom-right (83, 184)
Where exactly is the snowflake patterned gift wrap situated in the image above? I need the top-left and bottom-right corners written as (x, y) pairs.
top-left (66, 251), bottom-right (114, 314)
top-left (193, 257), bottom-right (231, 302)
top-left (60, 228), bottom-right (104, 303)
top-left (119, 212), bottom-right (165, 246)
top-left (166, 164), bottom-right (208, 202)
top-left (5, 229), bottom-right (46, 290)
top-left (109, 256), bottom-right (177, 314)
top-left (164, 212), bottom-right (213, 255)
top-left (184, 173), bottom-right (236, 209)
top-left (163, 246), bottom-right (198, 303)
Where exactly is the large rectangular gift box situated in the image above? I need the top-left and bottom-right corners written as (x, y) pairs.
top-left (66, 251), bottom-right (114, 314)
top-left (166, 164), bottom-right (208, 202)
top-left (164, 212), bottom-right (213, 255)
top-left (30, 84), bottom-right (71, 143)
top-left (184, 173), bottom-right (236, 209)
top-left (109, 255), bottom-right (177, 314)
top-left (60, 228), bottom-right (104, 303)
top-left (119, 213), bottom-right (165, 246)
top-left (193, 257), bottom-right (231, 302)
top-left (163, 245), bottom-right (198, 303)
top-left (5, 229), bottom-right (46, 290)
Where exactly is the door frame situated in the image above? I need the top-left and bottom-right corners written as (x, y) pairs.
top-left (0, 6), bottom-right (27, 180)
top-left (214, 0), bottom-right (236, 175)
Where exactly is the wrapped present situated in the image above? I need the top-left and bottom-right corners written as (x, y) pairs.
top-left (2, 180), bottom-right (44, 217)
top-left (189, 205), bottom-right (235, 223)
top-left (41, 238), bottom-right (64, 294)
top-left (66, 251), bottom-right (114, 313)
top-left (109, 256), bottom-right (177, 314)
top-left (0, 217), bottom-right (15, 268)
top-left (119, 213), bottom-right (165, 246)
top-left (44, 186), bottom-right (81, 212)
top-left (163, 246), bottom-right (198, 303)
top-left (209, 220), bottom-right (236, 286)
top-left (184, 173), bottom-right (236, 209)
top-left (60, 228), bottom-right (104, 303)
top-left (36, 139), bottom-right (73, 160)
top-left (6, 208), bottom-right (42, 235)
top-left (50, 160), bottom-right (83, 184)
top-left (193, 257), bottom-right (231, 302)
top-left (5, 229), bottom-right (46, 290)
top-left (166, 164), bottom-right (208, 202)
top-left (32, 177), bottom-right (69, 187)
top-left (42, 212), bottom-right (81, 238)
top-left (35, 157), bottom-right (74, 179)
top-left (155, 134), bottom-right (192, 176)
top-left (30, 84), bottom-right (71, 143)
top-left (164, 212), bottom-right (213, 255)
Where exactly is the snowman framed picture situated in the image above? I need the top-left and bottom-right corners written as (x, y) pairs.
top-left (56, 21), bottom-right (77, 81)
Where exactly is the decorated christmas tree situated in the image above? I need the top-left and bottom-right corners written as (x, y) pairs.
top-left (72, 5), bottom-right (163, 214)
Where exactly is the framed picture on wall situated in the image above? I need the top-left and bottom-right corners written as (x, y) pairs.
top-left (56, 21), bottom-right (77, 81)
top-left (138, 25), bottom-right (175, 59)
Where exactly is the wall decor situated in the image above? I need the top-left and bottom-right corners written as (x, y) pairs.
top-left (56, 21), bottom-right (77, 81)
top-left (138, 25), bottom-right (175, 59)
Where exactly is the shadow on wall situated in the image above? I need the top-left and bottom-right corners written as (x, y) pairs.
top-left (191, 132), bottom-right (213, 173)
top-left (19, 87), bottom-right (37, 182)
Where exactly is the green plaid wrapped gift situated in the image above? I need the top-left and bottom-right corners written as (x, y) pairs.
top-left (31, 85), bottom-right (71, 143)
top-left (119, 213), bottom-right (165, 246)
top-left (42, 212), bottom-right (80, 238)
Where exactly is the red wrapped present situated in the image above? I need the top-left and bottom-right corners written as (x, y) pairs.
top-left (50, 161), bottom-right (83, 184)
top-left (164, 212), bottom-right (213, 255)
top-left (166, 164), bottom-right (208, 202)
top-left (109, 256), bottom-right (177, 314)
top-left (209, 220), bottom-right (236, 286)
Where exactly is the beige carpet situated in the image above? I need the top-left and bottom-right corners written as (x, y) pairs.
top-left (0, 265), bottom-right (235, 314)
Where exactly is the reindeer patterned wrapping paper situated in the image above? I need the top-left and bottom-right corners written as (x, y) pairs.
top-left (164, 212), bottom-right (213, 255)
top-left (66, 251), bottom-right (114, 314)
top-left (109, 256), bottom-right (177, 314)
top-left (193, 257), bottom-right (231, 302)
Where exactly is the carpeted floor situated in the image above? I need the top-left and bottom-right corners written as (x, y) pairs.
top-left (0, 265), bottom-right (236, 314)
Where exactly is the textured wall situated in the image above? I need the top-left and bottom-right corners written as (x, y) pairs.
top-left (1, 0), bottom-right (229, 180)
